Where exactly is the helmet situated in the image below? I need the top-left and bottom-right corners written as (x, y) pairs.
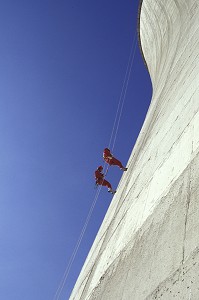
top-left (104, 148), bottom-right (110, 151)
top-left (98, 166), bottom-right (103, 171)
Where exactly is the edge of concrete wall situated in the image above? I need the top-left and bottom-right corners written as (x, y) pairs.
top-left (137, 0), bottom-right (148, 71)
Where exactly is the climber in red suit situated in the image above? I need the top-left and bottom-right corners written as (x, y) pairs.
top-left (103, 148), bottom-right (128, 171)
top-left (94, 166), bottom-right (116, 194)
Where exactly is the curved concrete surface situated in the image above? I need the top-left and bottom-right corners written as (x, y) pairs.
top-left (70, 0), bottom-right (199, 299)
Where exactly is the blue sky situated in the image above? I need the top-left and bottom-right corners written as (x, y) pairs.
top-left (0, 0), bottom-right (152, 299)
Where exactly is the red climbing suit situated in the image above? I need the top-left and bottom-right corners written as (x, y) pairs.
top-left (94, 166), bottom-right (112, 190)
top-left (103, 148), bottom-right (125, 169)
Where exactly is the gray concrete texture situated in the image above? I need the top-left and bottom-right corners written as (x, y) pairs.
top-left (70, 0), bottom-right (199, 299)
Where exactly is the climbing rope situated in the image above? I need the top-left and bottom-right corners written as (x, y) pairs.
top-left (53, 33), bottom-right (138, 300)
top-left (53, 185), bottom-right (102, 300)
top-left (108, 32), bottom-right (137, 153)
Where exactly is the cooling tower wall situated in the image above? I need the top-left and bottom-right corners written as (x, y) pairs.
top-left (70, 0), bottom-right (199, 298)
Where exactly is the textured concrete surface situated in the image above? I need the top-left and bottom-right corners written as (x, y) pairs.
top-left (70, 0), bottom-right (199, 299)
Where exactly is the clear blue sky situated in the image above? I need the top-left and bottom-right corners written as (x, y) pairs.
top-left (0, 0), bottom-right (152, 299)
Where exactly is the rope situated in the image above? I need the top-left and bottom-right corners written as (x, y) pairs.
top-left (108, 33), bottom-right (137, 152)
top-left (112, 40), bottom-right (137, 152)
top-left (54, 32), bottom-right (138, 300)
top-left (53, 186), bottom-right (102, 300)
top-left (53, 163), bottom-right (110, 300)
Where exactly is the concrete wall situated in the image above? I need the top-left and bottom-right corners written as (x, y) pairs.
top-left (70, 0), bottom-right (199, 299)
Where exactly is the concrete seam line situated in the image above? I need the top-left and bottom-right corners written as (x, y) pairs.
top-left (182, 165), bottom-right (192, 265)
